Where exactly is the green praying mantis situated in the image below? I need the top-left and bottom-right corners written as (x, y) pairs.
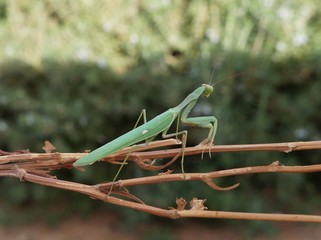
top-left (73, 83), bottom-right (218, 176)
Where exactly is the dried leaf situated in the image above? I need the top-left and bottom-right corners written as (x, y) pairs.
top-left (189, 197), bottom-right (207, 211)
top-left (42, 141), bottom-right (56, 153)
top-left (269, 160), bottom-right (280, 166)
top-left (176, 197), bottom-right (187, 210)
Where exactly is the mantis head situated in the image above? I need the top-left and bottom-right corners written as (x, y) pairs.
top-left (202, 84), bottom-right (213, 97)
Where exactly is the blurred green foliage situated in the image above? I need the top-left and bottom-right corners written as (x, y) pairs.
top-left (1, 0), bottom-right (321, 234)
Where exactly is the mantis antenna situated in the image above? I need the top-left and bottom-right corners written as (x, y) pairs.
top-left (209, 64), bottom-right (217, 85)
top-left (211, 70), bottom-right (250, 87)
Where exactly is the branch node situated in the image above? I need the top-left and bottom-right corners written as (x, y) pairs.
top-left (285, 143), bottom-right (296, 153)
top-left (15, 166), bottom-right (27, 181)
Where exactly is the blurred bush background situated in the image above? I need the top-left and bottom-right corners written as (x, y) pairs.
top-left (1, 0), bottom-right (321, 237)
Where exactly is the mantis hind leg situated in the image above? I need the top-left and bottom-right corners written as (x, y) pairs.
top-left (134, 109), bottom-right (147, 128)
top-left (134, 109), bottom-right (156, 144)
top-left (109, 109), bottom-right (152, 196)
top-left (108, 146), bottom-right (134, 196)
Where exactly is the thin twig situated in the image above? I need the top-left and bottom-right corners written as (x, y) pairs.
top-left (2, 167), bottom-right (321, 222)
top-left (96, 161), bottom-right (321, 190)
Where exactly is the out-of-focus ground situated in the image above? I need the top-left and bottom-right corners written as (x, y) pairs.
top-left (1, 210), bottom-right (321, 240)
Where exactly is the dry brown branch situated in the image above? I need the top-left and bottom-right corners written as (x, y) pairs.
top-left (1, 140), bottom-right (321, 222)
top-left (2, 165), bottom-right (321, 223)
top-left (2, 140), bottom-right (321, 170)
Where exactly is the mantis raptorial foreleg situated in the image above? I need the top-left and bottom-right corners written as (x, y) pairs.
top-left (180, 96), bottom-right (218, 159)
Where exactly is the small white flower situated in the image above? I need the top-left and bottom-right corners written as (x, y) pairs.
top-left (24, 113), bottom-right (35, 125)
top-left (102, 22), bottom-right (113, 33)
top-left (277, 6), bottom-right (292, 21)
top-left (141, 37), bottom-right (150, 46)
top-left (129, 34), bottom-right (140, 44)
top-left (0, 121), bottom-right (8, 131)
top-left (79, 116), bottom-right (88, 127)
top-left (276, 41), bottom-right (287, 52)
top-left (301, 6), bottom-right (312, 18)
top-left (292, 32), bottom-right (308, 46)
top-left (4, 46), bottom-right (14, 56)
top-left (262, 0), bottom-right (274, 8)
top-left (97, 58), bottom-right (107, 68)
top-left (294, 128), bottom-right (309, 139)
top-left (76, 48), bottom-right (89, 63)
top-left (0, 96), bottom-right (8, 104)
top-left (206, 28), bottom-right (220, 43)
top-left (161, 0), bottom-right (171, 6)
